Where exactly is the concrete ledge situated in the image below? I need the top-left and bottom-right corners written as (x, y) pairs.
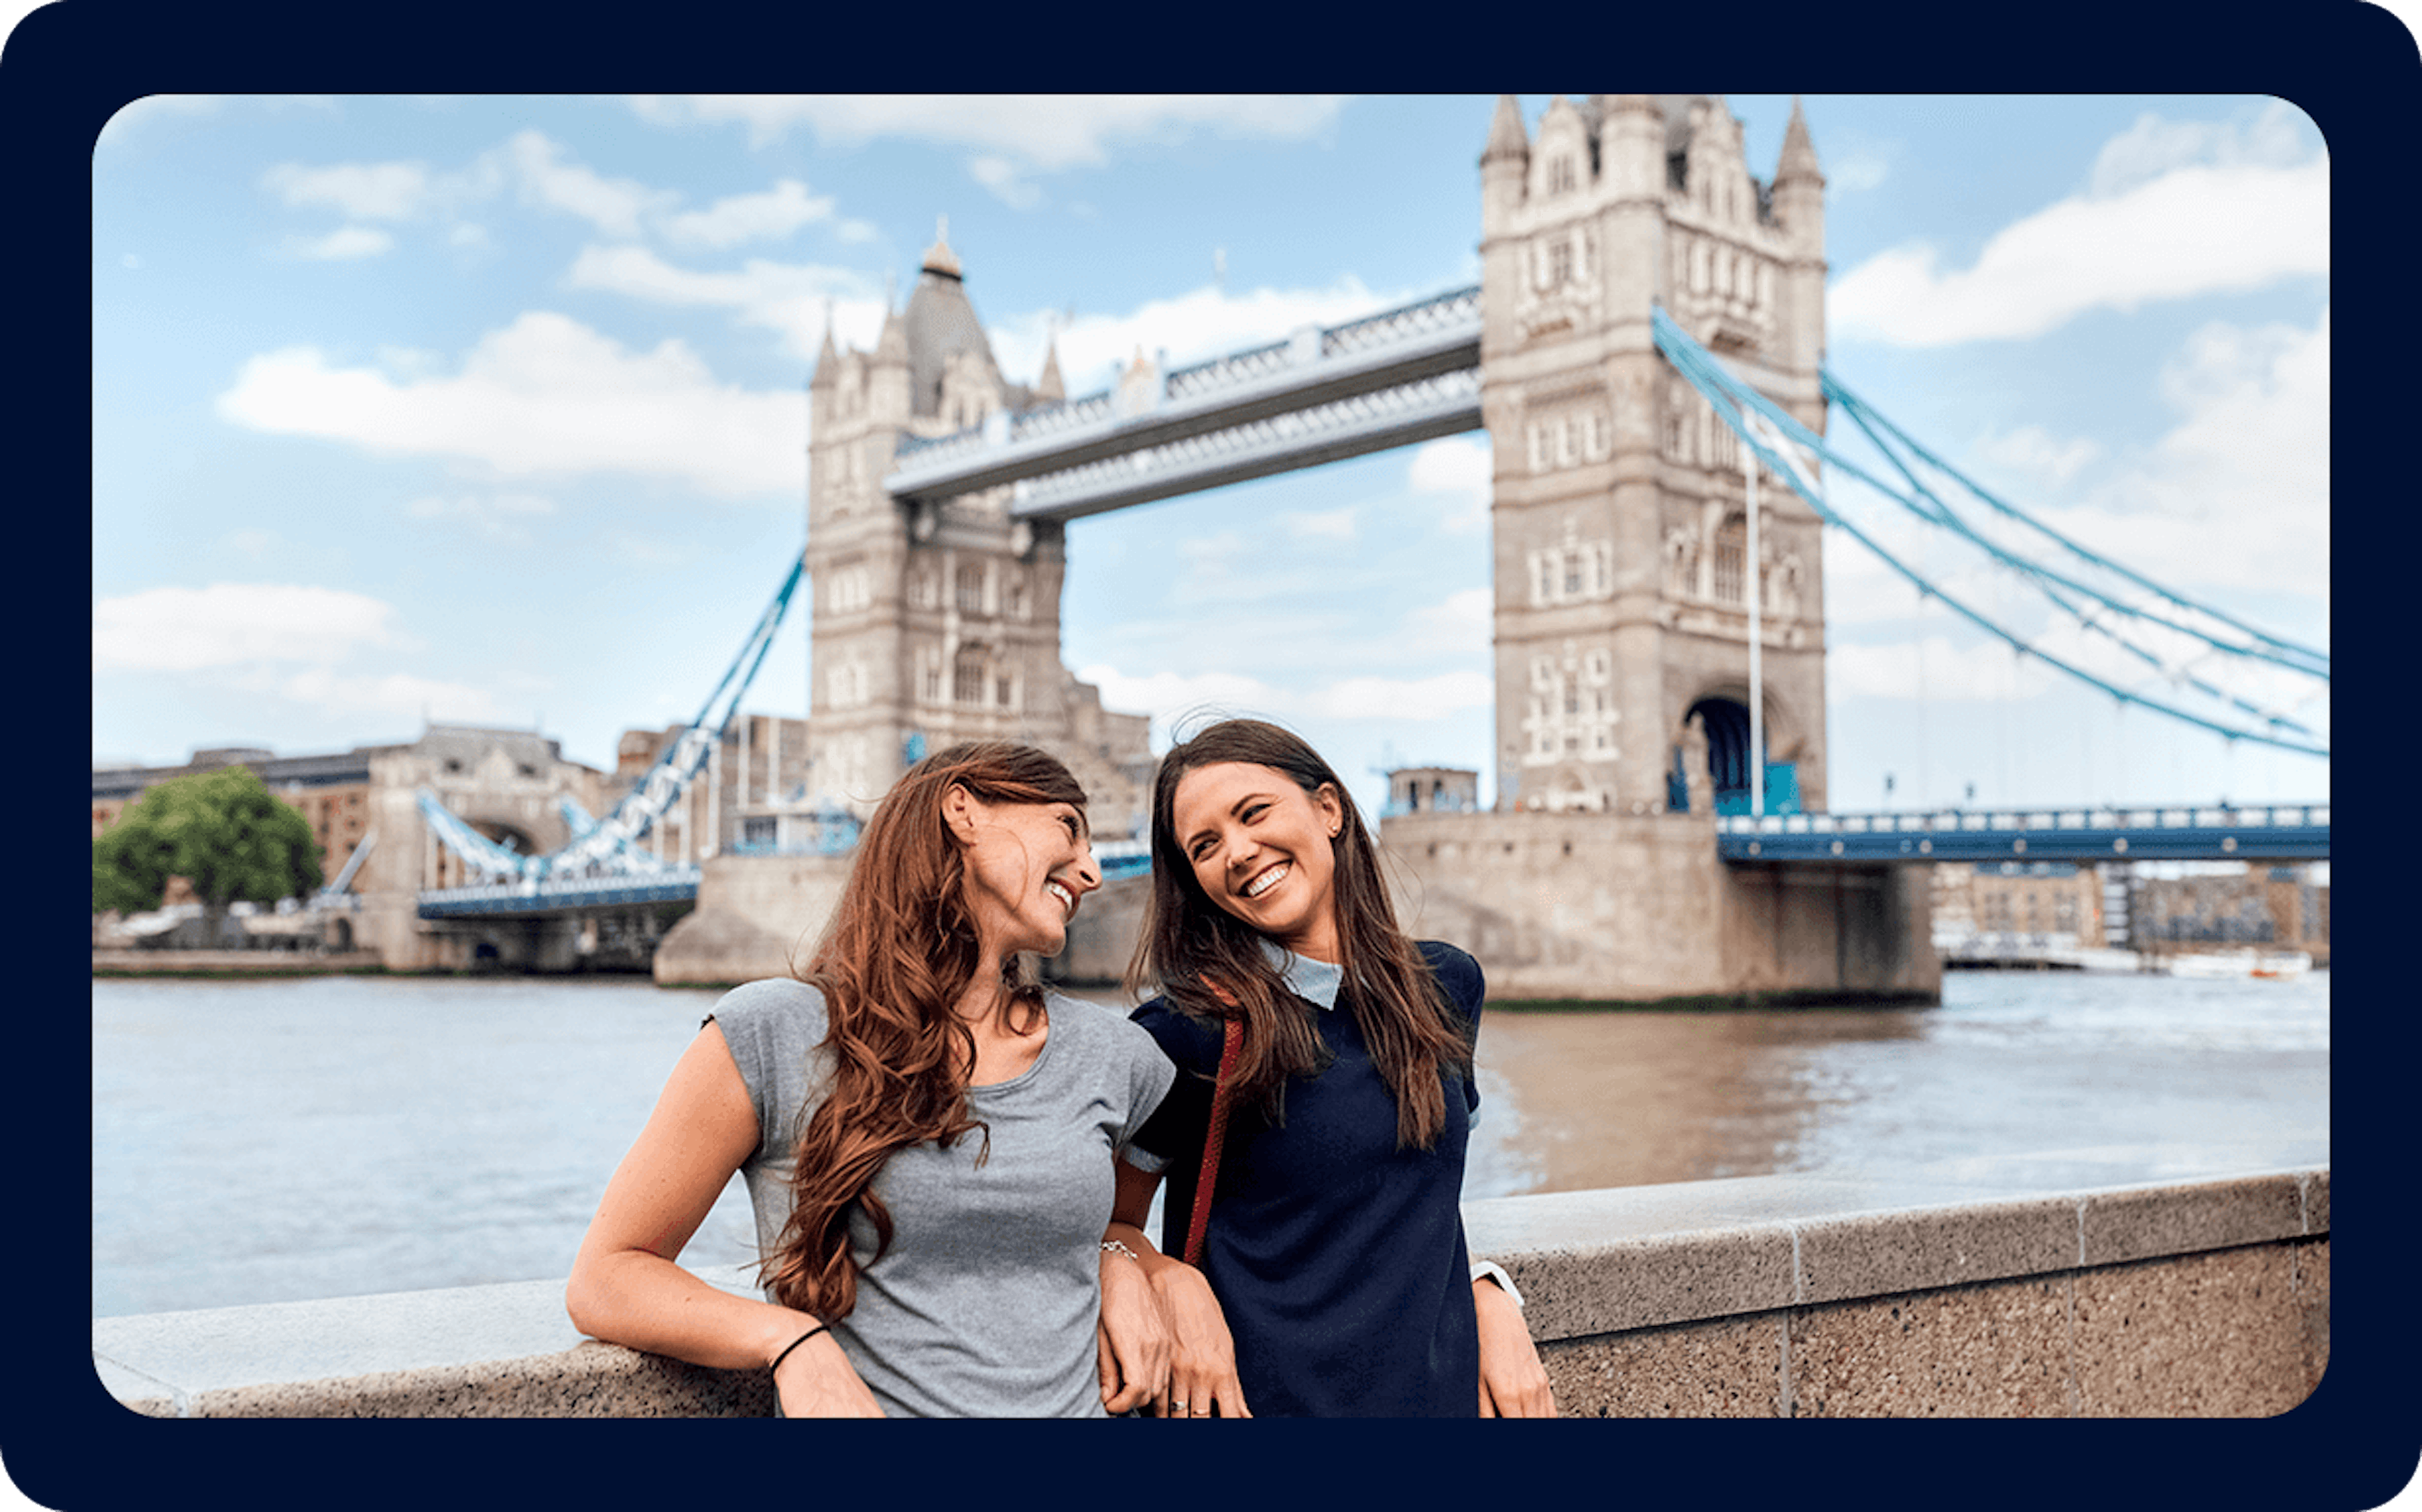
top-left (93, 1141), bottom-right (2325, 1417)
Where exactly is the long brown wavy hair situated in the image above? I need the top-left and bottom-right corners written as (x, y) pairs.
top-left (761, 741), bottom-right (1087, 1320)
top-left (1125, 718), bottom-right (1471, 1149)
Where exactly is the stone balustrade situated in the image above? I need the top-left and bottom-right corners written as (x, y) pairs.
top-left (93, 1141), bottom-right (2325, 1419)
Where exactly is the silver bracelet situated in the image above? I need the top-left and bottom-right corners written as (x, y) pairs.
top-left (1101, 1239), bottom-right (1142, 1264)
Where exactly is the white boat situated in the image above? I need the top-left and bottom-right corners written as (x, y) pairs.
top-left (2165, 950), bottom-right (2312, 980)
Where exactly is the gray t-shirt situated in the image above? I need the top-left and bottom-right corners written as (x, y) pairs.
top-left (711, 977), bottom-right (1174, 1417)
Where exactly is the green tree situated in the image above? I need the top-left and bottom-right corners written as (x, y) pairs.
top-left (91, 767), bottom-right (324, 940)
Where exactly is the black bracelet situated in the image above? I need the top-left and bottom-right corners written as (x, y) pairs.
top-left (770, 1323), bottom-right (829, 1375)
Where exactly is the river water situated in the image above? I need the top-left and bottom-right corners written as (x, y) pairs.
top-left (90, 967), bottom-right (2328, 1320)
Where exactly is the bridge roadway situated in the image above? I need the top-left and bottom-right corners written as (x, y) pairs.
top-left (411, 810), bottom-right (2325, 917)
top-left (882, 286), bottom-right (1483, 521)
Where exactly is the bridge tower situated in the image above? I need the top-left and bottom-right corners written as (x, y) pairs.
top-left (805, 225), bottom-right (1152, 830)
top-left (1479, 94), bottom-right (1830, 817)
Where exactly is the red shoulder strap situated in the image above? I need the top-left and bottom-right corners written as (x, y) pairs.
top-left (1182, 980), bottom-right (1244, 1267)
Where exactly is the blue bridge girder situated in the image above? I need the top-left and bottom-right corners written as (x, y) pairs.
top-left (883, 286), bottom-right (1482, 521)
top-left (1717, 805), bottom-right (2328, 866)
top-left (417, 869), bottom-right (701, 919)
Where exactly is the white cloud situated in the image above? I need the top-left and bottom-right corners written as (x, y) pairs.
top-left (1075, 661), bottom-right (1489, 734)
top-left (1401, 588), bottom-right (1492, 652)
top-left (628, 94), bottom-right (1348, 168)
top-left (1074, 665), bottom-right (1280, 724)
top-left (1972, 424), bottom-right (2100, 486)
top-left (2088, 101), bottom-right (2317, 198)
top-left (1820, 308), bottom-right (2326, 744)
top-left (1406, 434), bottom-right (1491, 534)
top-left (565, 243), bottom-right (878, 359)
top-left (1286, 506), bottom-right (1357, 542)
top-left (94, 581), bottom-right (508, 728)
top-left (286, 225), bottom-right (394, 260)
top-left (407, 491), bottom-right (558, 541)
top-left (2040, 310), bottom-right (2329, 605)
top-left (660, 179), bottom-right (836, 248)
top-left (216, 311), bottom-right (809, 498)
top-left (262, 160), bottom-right (435, 221)
top-left (252, 133), bottom-right (856, 272)
top-left (988, 275), bottom-right (1389, 398)
top-left (250, 665), bottom-right (504, 723)
top-left (968, 155), bottom-right (1042, 211)
top-left (1830, 107), bottom-right (2325, 347)
top-left (1828, 150), bottom-right (1889, 194)
top-left (93, 583), bottom-right (406, 672)
top-left (1828, 635), bottom-right (2057, 702)
top-left (495, 129), bottom-right (674, 239)
top-left (1308, 671), bottom-right (1493, 720)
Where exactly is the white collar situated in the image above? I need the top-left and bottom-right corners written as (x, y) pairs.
top-left (1258, 937), bottom-right (1342, 1010)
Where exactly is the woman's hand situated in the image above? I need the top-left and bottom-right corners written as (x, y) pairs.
top-left (1473, 1277), bottom-right (1555, 1417)
top-left (1150, 1261), bottom-right (1251, 1418)
top-left (772, 1327), bottom-right (886, 1418)
top-left (1096, 1243), bottom-right (1171, 1414)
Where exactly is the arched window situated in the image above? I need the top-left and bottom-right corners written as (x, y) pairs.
top-left (1712, 516), bottom-right (1746, 604)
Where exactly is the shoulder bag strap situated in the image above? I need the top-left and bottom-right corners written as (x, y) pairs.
top-left (1182, 984), bottom-right (1246, 1267)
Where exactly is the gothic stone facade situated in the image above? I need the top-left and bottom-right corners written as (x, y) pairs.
top-left (805, 230), bottom-right (1153, 837)
top-left (1480, 94), bottom-right (1828, 817)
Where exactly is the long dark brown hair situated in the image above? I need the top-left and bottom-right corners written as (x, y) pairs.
top-left (761, 741), bottom-right (1087, 1321)
top-left (1125, 718), bottom-right (1471, 1149)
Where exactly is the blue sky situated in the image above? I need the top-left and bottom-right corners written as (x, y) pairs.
top-left (88, 90), bottom-right (2334, 820)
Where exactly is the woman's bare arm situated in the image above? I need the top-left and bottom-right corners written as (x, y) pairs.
top-left (564, 1022), bottom-right (880, 1416)
top-left (1106, 1160), bottom-right (1249, 1418)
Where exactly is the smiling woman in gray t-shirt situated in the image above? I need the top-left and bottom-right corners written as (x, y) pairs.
top-left (716, 976), bottom-right (1170, 1417)
top-left (566, 743), bottom-right (1174, 1417)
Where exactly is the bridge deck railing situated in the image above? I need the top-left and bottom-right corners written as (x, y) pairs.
top-left (1722, 803), bottom-right (2329, 835)
top-left (1717, 804), bottom-right (2329, 864)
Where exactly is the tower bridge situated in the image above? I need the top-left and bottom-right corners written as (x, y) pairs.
top-left (379, 95), bottom-right (2324, 997)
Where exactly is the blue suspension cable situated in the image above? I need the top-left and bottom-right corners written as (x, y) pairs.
top-left (1649, 309), bottom-right (2327, 759)
top-left (1823, 393), bottom-right (2318, 736)
top-left (1823, 376), bottom-right (2328, 675)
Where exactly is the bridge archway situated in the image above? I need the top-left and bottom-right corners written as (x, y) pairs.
top-left (1673, 688), bottom-right (1812, 815)
top-left (468, 819), bottom-right (540, 855)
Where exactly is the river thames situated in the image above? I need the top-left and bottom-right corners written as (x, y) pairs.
top-left (90, 967), bottom-right (2327, 1320)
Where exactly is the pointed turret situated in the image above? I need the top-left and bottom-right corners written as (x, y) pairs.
top-left (1775, 95), bottom-right (1823, 186)
top-left (921, 214), bottom-right (962, 281)
top-left (1771, 95), bottom-right (1825, 260)
top-left (1035, 338), bottom-right (1064, 405)
top-left (1481, 95), bottom-right (1531, 235)
top-left (810, 299), bottom-right (840, 390)
top-left (1482, 93), bottom-right (1530, 165)
top-left (875, 287), bottom-right (908, 366)
top-left (1768, 95), bottom-right (1827, 387)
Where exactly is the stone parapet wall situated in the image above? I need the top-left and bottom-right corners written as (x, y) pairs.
top-left (1469, 1152), bottom-right (2327, 1417)
top-left (95, 1144), bottom-right (2322, 1419)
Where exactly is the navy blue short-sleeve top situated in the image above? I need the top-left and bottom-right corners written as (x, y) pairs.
top-left (1126, 940), bottom-right (1485, 1417)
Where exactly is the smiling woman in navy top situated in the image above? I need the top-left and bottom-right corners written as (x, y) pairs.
top-left (1104, 718), bottom-right (1555, 1418)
